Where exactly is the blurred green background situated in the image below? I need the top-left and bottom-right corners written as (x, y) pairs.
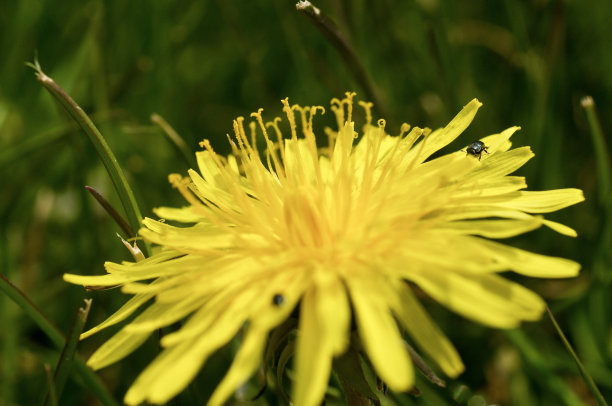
top-left (1, 0), bottom-right (611, 405)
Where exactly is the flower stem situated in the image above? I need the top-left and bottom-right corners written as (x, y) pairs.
top-left (546, 306), bottom-right (609, 406)
top-left (27, 59), bottom-right (148, 255)
top-left (0, 273), bottom-right (119, 406)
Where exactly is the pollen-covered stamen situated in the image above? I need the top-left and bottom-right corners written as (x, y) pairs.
top-left (330, 91), bottom-right (357, 130)
top-left (232, 117), bottom-right (257, 161)
top-left (358, 100), bottom-right (374, 131)
top-left (248, 120), bottom-right (261, 160)
top-left (265, 117), bottom-right (287, 172)
top-left (251, 110), bottom-right (285, 182)
top-left (281, 98), bottom-right (299, 141)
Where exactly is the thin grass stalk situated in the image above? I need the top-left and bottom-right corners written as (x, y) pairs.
top-left (546, 306), bottom-right (609, 406)
top-left (27, 60), bottom-right (148, 255)
top-left (44, 299), bottom-right (92, 406)
top-left (0, 274), bottom-right (119, 406)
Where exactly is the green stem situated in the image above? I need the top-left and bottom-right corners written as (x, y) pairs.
top-left (546, 306), bottom-right (609, 406)
top-left (27, 60), bottom-right (147, 255)
top-left (0, 273), bottom-right (119, 406)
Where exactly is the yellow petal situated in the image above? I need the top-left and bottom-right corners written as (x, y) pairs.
top-left (498, 189), bottom-right (585, 213)
top-left (542, 219), bottom-right (578, 237)
top-left (410, 98), bottom-right (482, 164)
top-left (195, 150), bottom-right (224, 188)
top-left (153, 206), bottom-right (205, 223)
top-left (475, 237), bottom-right (581, 278)
top-left (478, 126), bottom-right (520, 153)
top-left (207, 325), bottom-right (268, 406)
top-left (123, 296), bottom-right (205, 333)
top-left (348, 278), bottom-right (413, 391)
top-left (80, 292), bottom-right (153, 339)
top-left (125, 308), bottom-right (247, 405)
top-left (408, 271), bottom-right (545, 328)
top-left (293, 287), bottom-right (334, 406)
top-left (140, 219), bottom-right (234, 251)
top-left (87, 327), bottom-right (150, 370)
top-left (390, 283), bottom-right (464, 377)
top-left (470, 146), bottom-right (534, 179)
top-left (452, 176), bottom-right (527, 198)
top-left (436, 217), bottom-right (544, 239)
top-left (313, 273), bottom-right (350, 355)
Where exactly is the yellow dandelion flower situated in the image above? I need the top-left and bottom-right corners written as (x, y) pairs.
top-left (65, 93), bottom-right (584, 405)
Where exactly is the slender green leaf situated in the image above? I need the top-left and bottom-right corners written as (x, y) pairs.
top-left (27, 59), bottom-right (148, 256)
top-left (85, 186), bottom-right (135, 238)
top-left (0, 273), bottom-right (119, 406)
top-left (43, 364), bottom-right (58, 406)
top-left (546, 306), bottom-right (609, 406)
top-left (581, 96), bottom-right (611, 205)
top-left (151, 113), bottom-right (196, 168)
top-left (44, 299), bottom-right (92, 406)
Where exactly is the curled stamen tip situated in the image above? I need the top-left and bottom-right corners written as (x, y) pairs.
top-left (250, 108), bottom-right (264, 118)
top-left (377, 119), bottom-right (386, 129)
top-left (199, 139), bottom-right (211, 149)
top-left (168, 173), bottom-right (184, 185)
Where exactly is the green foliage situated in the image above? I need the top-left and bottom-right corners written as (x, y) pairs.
top-left (1, 0), bottom-right (611, 404)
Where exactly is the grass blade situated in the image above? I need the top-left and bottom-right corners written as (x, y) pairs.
top-left (581, 96), bottom-right (611, 205)
top-left (85, 186), bottom-right (135, 239)
top-left (0, 273), bottom-right (119, 406)
top-left (506, 328), bottom-right (585, 406)
top-left (151, 113), bottom-right (196, 168)
top-left (27, 60), bottom-right (147, 255)
top-left (43, 364), bottom-right (58, 406)
top-left (44, 299), bottom-right (92, 406)
top-left (546, 306), bottom-right (609, 406)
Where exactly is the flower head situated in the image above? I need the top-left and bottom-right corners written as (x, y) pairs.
top-left (65, 93), bottom-right (583, 405)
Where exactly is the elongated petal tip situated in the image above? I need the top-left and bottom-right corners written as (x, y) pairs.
top-left (468, 98), bottom-right (483, 108)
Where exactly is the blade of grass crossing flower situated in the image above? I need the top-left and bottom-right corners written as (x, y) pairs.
top-left (43, 299), bottom-right (92, 406)
top-left (546, 306), bottom-right (609, 406)
top-left (0, 274), bottom-right (119, 406)
top-left (27, 60), bottom-right (148, 255)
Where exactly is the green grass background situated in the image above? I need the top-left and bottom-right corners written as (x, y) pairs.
top-left (1, 0), bottom-right (611, 405)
